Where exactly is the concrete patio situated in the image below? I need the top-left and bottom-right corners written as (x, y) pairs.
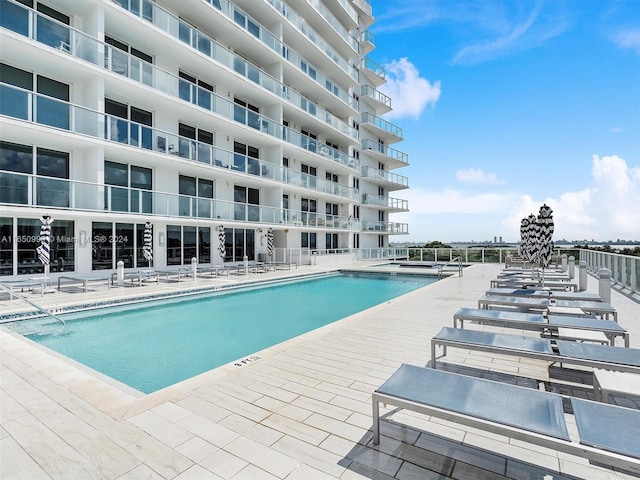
top-left (1, 263), bottom-right (639, 479)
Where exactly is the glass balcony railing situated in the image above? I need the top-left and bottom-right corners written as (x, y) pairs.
top-left (361, 194), bottom-right (408, 210)
top-left (110, 0), bottom-right (354, 107)
top-left (361, 30), bottom-right (375, 47)
top-left (0, 83), bottom-right (359, 199)
top-left (0, 171), bottom-right (358, 230)
top-left (265, 0), bottom-right (358, 76)
top-left (361, 57), bottom-right (386, 80)
top-left (0, 0), bottom-right (357, 141)
top-left (361, 85), bottom-right (391, 109)
top-left (361, 139), bottom-right (408, 164)
top-left (361, 166), bottom-right (409, 188)
top-left (361, 220), bottom-right (409, 234)
top-left (361, 113), bottom-right (403, 139)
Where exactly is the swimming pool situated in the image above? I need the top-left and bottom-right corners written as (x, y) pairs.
top-left (7, 272), bottom-right (437, 393)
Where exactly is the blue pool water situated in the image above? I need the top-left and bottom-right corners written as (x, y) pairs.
top-left (11, 272), bottom-right (436, 393)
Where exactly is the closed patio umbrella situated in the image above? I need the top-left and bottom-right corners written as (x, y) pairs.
top-left (143, 221), bottom-right (153, 267)
top-left (217, 225), bottom-right (226, 260)
top-left (524, 213), bottom-right (538, 268)
top-left (536, 204), bottom-right (554, 286)
top-left (267, 227), bottom-right (274, 258)
top-left (36, 214), bottom-right (53, 278)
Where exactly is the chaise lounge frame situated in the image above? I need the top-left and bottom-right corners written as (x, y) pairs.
top-left (372, 364), bottom-right (640, 474)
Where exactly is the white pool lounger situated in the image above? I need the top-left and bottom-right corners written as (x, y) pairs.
top-left (372, 364), bottom-right (640, 474)
top-left (431, 327), bottom-right (640, 374)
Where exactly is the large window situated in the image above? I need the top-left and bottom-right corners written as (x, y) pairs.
top-left (36, 147), bottom-right (69, 207)
top-left (301, 232), bottom-right (316, 250)
top-left (233, 141), bottom-right (259, 174)
top-left (0, 63), bottom-right (69, 128)
top-left (166, 225), bottom-right (210, 265)
top-left (0, 142), bottom-right (68, 207)
top-left (104, 161), bottom-right (152, 213)
top-left (91, 221), bottom-right (147, 270)
top-left (0, 141), bottom-right (31, 204)
top-left (105, 35), bottom-right (153, 84)
top-left (16, 218), bottom-right (75, 274)
top-left (301, 197), bottom-right (317, 226)
top-left (234, 185), bottom-right (259, 221)
top-left (179, 175), bottom-right (213, 218)
top-left (105, 98), bottom-right (152, 150)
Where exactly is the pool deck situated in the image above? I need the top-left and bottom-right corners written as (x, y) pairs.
top-left (2, 263), bottom-right (640, 479)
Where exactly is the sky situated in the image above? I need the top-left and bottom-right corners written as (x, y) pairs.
top-left (368, 0), bottom-right (640, 243)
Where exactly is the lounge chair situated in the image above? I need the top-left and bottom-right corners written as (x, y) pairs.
top-left (431, 327), bottom-right (640, 374)
top-left (372, 364), bottom-right (640, 473)
top-left (57, 274), bottom-right (112, 292)
top-left (486, 288), bottom-right (601, 302)
top-left (197, 264), bottom-right (230, 277)
top-left (477, 295), bottom-right (617, 321)
top-left (453, 307), bottom-right (629, 347)
top-left (0, 279), bottom-right (45, 298)
top-left (490, 278), bottom-right (578, 291)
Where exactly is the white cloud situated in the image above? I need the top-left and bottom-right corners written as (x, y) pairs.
top-left (452, 2), bottom-right (569, 65)
top-left (456, 168), bottom-right (503, 185)
top-left (395, 155), bottom-right (640, 242)
top-left (612, 28), bottom-right (640, 56)
top-left (611, 127), bottom-right (624, 133)
top-left (379, 58), bottom-right (441, 120)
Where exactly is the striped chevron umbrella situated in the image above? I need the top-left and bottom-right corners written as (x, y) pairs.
top-left (519, 217), bottom-right (529, 259)
top-left (143, 221), bottom-right (153, 267)
top-left (536, 204), bottom-right (554, 268)
top-left (267, 227), bottom-right (274, 257)
top-left (36, 214), bottom-right (53, 266)
top-left (524, 213), bottom-right (538, 267)
top-left (217, 225), bottom-right (226, 259)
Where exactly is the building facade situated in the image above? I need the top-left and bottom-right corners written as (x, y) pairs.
top-left (0, 0), bottom-right (409, 276)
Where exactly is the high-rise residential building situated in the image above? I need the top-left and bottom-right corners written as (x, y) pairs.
top-left (0, 0), bottom-right (409, 276)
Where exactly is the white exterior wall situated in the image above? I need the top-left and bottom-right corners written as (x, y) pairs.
top-left (0, 0), bottom-right (410, 276)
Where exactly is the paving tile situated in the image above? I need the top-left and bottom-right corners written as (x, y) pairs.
top-left (200, 448), bottom-right (248, 479)
top-left (173, 464), bottom-right (224, 480)
top-left (127, 411), bottom-right (194, 448)
top-left (175, 436), bottom-right (218, 463)
top-left (223, 436), bottom-right (299, 478)
top-left (218, 413), bottom-right (283, 447)
top-left (271, 434), bottom-right (346, 477)
top-left (177, 414), bottom-right (239, 448)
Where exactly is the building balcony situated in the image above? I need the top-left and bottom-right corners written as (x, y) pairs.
top-left (0, 0), bottom-right (358, 142)
top-left (0, 83), bottom-right (359, 200)
top-left (0, 171), bottom-right (359, 231)
top-left (110, 0), bottom-right (355, 109)
top-left (360, 57), bottom-right (386, 87)
top-left (360, 113), bottom-right (403, 143)
top-left (360, 30), bottom-right (375, 54)
top-left (361, 167), bottom-right (409, 190)
top-left (361, 220), bottom-right (409, 235)
top-left (361, 139), bottom-right (408, 168)
top-left (268, 0), bottom-right (359, 65)
top-left (361, 85), bottom-right (391, 114)
top-left (361, 194), bottom-right (408, 212)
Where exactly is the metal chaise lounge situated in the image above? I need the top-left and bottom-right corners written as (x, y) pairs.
top-left (57, 274), bottom-right (112, 292)
top-left (431, 327), bottom-right (640, 375)
top-left (266, 261), bottom-right (298, 270)
top-left (490, 278), bottom-right (578, 291)
top-left (453, 307), bottom-right (629, 347)
top-left (197, 264), bottom-right (230, 278)
top-left (477, 295), bottom-right (618, 321)
top-left (372, 364), bottom-right (640, 474)
top-left (486, 287), bottom-right (602, 302)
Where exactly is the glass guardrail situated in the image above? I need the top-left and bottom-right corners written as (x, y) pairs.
top-left (361, 167), bottom-right (409, 187)
top-left (361, 139), bottom-right (408, 164)
top-left (0, 0), bottom-right (357, 140)
top-left (0, 171), bottom-right (357, 229)
top-left (0, 83), bottom-right (359, 199)
top-left (361, 113), bottom-right (403, 139)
